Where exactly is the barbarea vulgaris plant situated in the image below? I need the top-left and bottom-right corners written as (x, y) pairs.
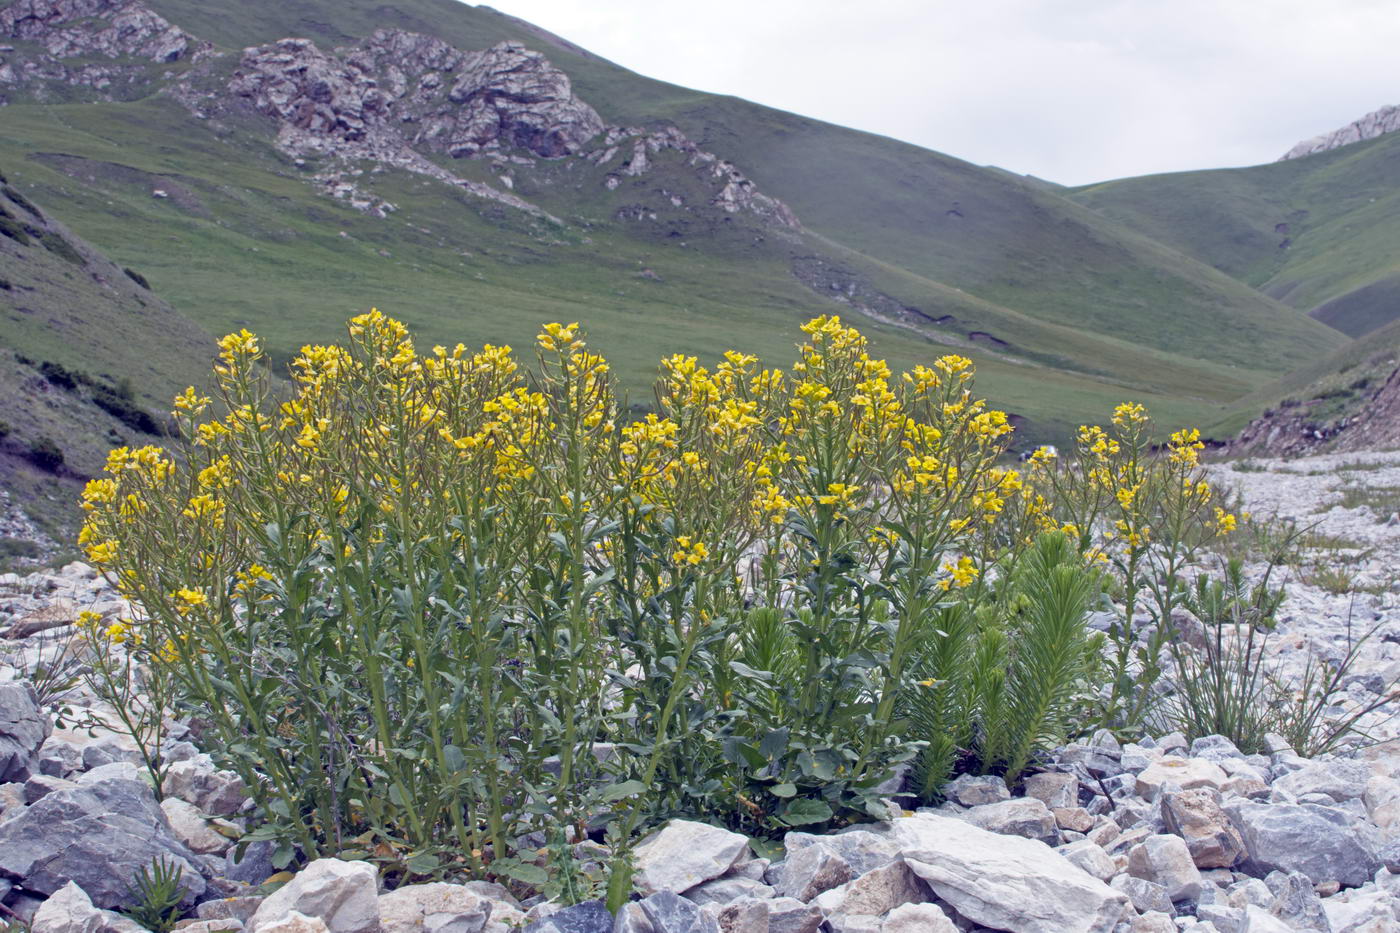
top-left (76, 310), bottom-right (1238, 890)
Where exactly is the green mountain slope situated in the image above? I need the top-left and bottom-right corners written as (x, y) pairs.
top-left (0, 170), bottom-right (214, 539)
top-left (135, 0), bottom-right (1343, 372)
top-left (1071, 131), bottom-right (1400, 338)
top-left (1213, 317), bottom-right (1400, 455)
top-left (0, 0), bottom-right (1351, 472)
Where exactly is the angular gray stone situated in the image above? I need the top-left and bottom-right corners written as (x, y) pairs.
top-left (1024, 772), bottom-right (1080, 810)
top-left (1131, 913), bottom-right (1177, 933)
top-left (1191, 736), bottom-right (1244, 761)
top-left (610, 903), bottom-right (653, 933)
top-left (962, 797), bottom-right (1058, 844)
top-left (0, 778), bottom-right (206, 908)
top-left (30, 881), bottom-right (146, 933)
top-left (1057, 840), bottom-right (1117, 882)
top-left (894, 813), bottom-right (1129, 933)
top-left (637, 892), bottom-right (717, 933)
top-left (1224, 800), bottom-right (1379, 887)
top-left (197, 898), bottom-right (266, 925)
top-left (1163, 788), bottom-right (1246, 869)
top-left (1196, 904), bottom-right (1244, 933)
top-left (248, 859), bottom-right (378, 933)
top-left (37, 735), bottom-right (83, 777)
top-left (1135, 757), bottom-right (1228, 799)
top-left (1242, 905), bottom-right (1299, 933)
top-left (1320, 886), bottom-right (1400, 932)
top-left (76, 762), bottom-right (141, 786)
top-left (942, 774), bottom-right (1010, 807)
top-left (771, 843), bottom-right (849, 901)
top-left (810, 860), bottom-right (929, 920)
top-left (179, 921), bottom-right (245, 933)
top-left (1111, 875), bottom-right (1173, 915)
top-left (1274, 760), bottom-right (1370, 803)
top-left (378, 883), bottom-right (492, 933)
top-left (1262, 871), bottom-right (1330, 932)
top-left (1380, 840), bottom-right (1400, 874)
top-left (160, 796), bottom-right (237, 856)
top-left (1055, 807), bottom-right (1095, 833)
top-left (681, 876), bottom-right (774, 908)
top-left (25, 773), bottom-right (76, 803)
top-left (633, 821), bottom-right (748, 896)
top-left (81, 738), bottom-right (139, 772)
top-left (711, 897), bottom-right (820, 933)
top-left (0, 682), bottom-right (50, 782)
top-left (163, 757), bottom-right (247, 816)
top-left (1128, 834), bottom-right (1203, 903)
top-left (225, 841), bottom-right (278, 885)
top-left (779, 829), bottom-right (900, 878)
top-left (880, 902), bottom-right (957, 933)
top-left (522, 901), bottom-right (612, 933)
top-left (252, 914), bottom-right (328, 933)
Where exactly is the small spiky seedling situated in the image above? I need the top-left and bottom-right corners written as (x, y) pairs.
top-left (121, 857), bottom-right (187, 933)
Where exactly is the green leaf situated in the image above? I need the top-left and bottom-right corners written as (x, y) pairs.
top-left (759, 727), bottom-right (789, 760)
top-left (722, 738), bottom-right (768, 771)
top-left (405, 852), bottom-right (441, 875)
top-left (499, 860), bottom-right (549, 885)
top-left (779, 798), bottom-right (832, 826)
top-left (770, 782), bottom-right (797, 798)
top-left (728, 660), bottom-right (773, 682)
top-left (599, 779), bottom-right (647, 802)
top-left (747, 836), bottom-right (785, 863)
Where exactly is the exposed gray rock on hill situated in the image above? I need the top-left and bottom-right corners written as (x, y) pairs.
top-left (225, 28), bottom-right (798, 227)
top-left (1, 0), bottom-right (199, 61)
top-left (1, 2), bottom-right (799, 228)
top-left (1280, 104), bottom-right (1400, 160)
top-left (0, 0), bottom-right (209, 99)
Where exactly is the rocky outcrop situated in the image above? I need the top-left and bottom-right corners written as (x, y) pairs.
top-left (1, 7), bottom-right (797, 228)
top-left (231, 32), bottom-right (603, 163)
top-left (1225, 363), bottom-right (1400, 458)
top-left (225, 29), bottom-right (797, 228)
top-left (0, 0), bottom-right (200, 62)
top-left (586, 125), bottom-right (799, 228)
top-left (1280, 104), bottom-right (1400, 160)
top-left (0, 0), bottom-right (210, 101)
top-left (347, 30), bottom-right (604, 159)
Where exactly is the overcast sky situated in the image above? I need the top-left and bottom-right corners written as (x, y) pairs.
top-left (483, 0), bottom-right (1399, 186)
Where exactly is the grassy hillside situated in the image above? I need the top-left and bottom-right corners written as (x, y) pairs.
top-left (0, 170), bottom-right (214, 539)
top-left (0, 0), bottom-right (1358, 504)
top-left (133, 0), bottom-right (1342, 374)
top-left (1210, 317), bottom-right (1400, 441)
top-left (1072, 132), bottom-right (1400, 338)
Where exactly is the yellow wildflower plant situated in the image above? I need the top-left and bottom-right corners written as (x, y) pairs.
top-left (77, 311), bottom-right (1237, 883)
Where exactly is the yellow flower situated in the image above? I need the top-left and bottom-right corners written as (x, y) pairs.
top-left (170, 587), bottom-right (209, 616)
top-left (81, 478), bottom-right (117, 509)
top-left (817, 482), bottom-right (860, 508)
top-left (537, 321), bottom-right (580, 352)
top-left (217, 328), bottom-right (261, 363)
top-left (940, 556), bottom-right (979, 590)
top-left (86, 539), bottom-right (118, 566)
top-left (173, 386), bottom-right (211, 415)
top-left (671, 535), bottom-right (709, 566)
top-left (1111, 402), bottom-right (1148, 427)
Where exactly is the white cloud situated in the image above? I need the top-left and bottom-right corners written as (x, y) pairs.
top-left (477, 0), bottom-right (1400, 185)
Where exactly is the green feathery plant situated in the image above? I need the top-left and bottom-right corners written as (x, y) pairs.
top-left (121, 857), bottom-right (187, 933)
top-left (907, 531), bottom-right (1100, 797)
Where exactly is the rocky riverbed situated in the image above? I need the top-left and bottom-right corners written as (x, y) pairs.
top-left (1, 449), bottom-right (1399, 932)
